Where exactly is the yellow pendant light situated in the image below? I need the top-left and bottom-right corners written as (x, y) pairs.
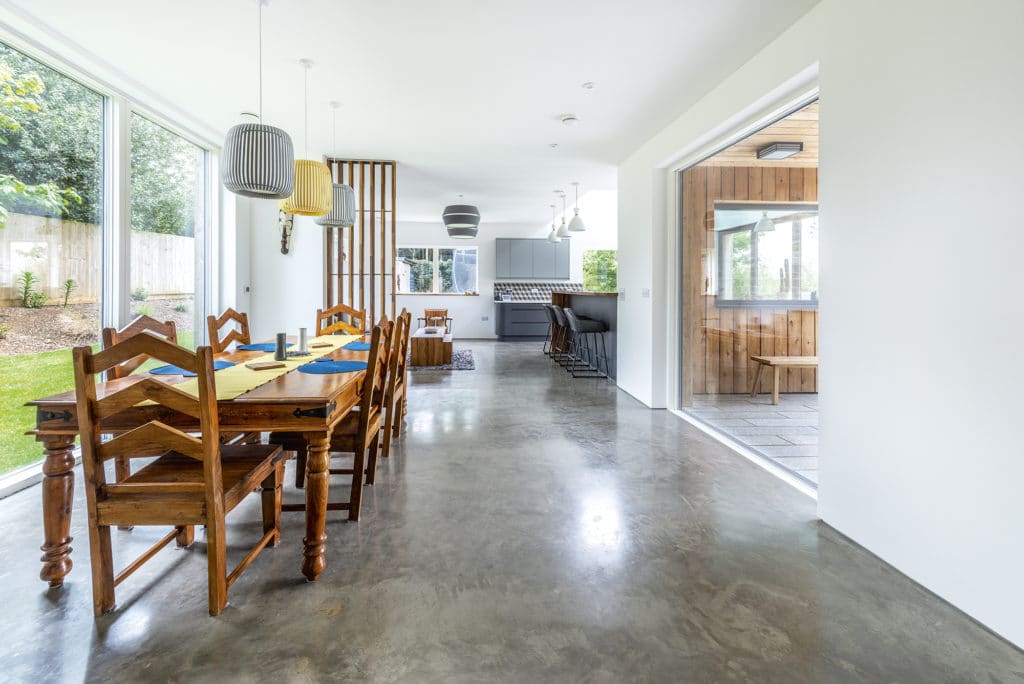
top-left (280, 58), bottom-right (332, 216)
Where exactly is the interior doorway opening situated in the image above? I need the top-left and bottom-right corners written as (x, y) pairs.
top-left (679, 100), bottom-right (820, 486)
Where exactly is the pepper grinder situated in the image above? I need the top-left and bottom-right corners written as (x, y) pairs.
top-left (298, 327), bottom-right (308, 353)
top-left (274, 333), bottom-right (288, 361)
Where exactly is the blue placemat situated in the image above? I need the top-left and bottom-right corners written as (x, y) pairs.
top-left (150, 360), bottom-right (235, 377)
top-left (297, 360), bottom-right (367, 374)
top-left (237, 342), bottom-right (294, 352)
top-left (342, 341), bottom-right (371, 351)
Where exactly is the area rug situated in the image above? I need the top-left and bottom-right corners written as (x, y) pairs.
top-left (409, 349), bottom-right (475, 371)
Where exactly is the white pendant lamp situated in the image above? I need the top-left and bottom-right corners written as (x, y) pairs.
top-left (556, 191), bottom-right (570, 238)
top-left (755, 211), bottom-right (775, 232)
top-left (279, 59), bottom-right (332, 216)
top-left (547, 204), bottom-right (561, 243)
top-left (221, 0), bottom-right (294, 199)
top-left (315, 101), bottom-right (356, 228)
top-left (568, 181), bottom-right (586, 232)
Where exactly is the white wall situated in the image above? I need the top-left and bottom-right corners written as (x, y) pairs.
top-left (816, 0), bottom-right (1024, 650)
top-left (617, 0), bottom-right (1024, 648)
top-left (396, 191), bottom-right (617, 338)
top-left (244, 199), bottom-right (326, 341)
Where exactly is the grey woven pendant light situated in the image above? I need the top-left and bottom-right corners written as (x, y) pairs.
top-left (315, 102), bottom-right (356, 227)
top-left (221, 0), bottom-right (294, 199)
top-left (443, 199), bottom-right (480, 239)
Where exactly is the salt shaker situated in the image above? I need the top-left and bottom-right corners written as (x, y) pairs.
top-left (298, 327), bottom-right (308, 353)
top-left (274, 333), bottom-right (288, 361)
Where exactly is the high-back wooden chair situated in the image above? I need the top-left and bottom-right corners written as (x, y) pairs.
top-left (418, 308), bottom-right (452, 333)
top-left (382, 309), bottom-right (411, 459)
top-left (72, 333), bottom-right (285, 616)
top-left (101, 315), bottom-right (178, 380)
top-left (207, 308), bottom-right (251, 354)
top-left (268, 323), bottom-right (390, 521)
top-left (316, 302), bottom-right (366, 336)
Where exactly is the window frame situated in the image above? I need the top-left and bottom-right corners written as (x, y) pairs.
top-left (396, 244), bottom-right (479, 295)
top-left (714, 201), bottom-right (819, 309)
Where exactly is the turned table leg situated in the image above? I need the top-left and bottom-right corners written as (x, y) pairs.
top-left (301, 431), bottom-right (331, 581)
top-left (39, 435), bottom-right (76, 587)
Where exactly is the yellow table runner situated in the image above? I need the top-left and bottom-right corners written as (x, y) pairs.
top-left (168, 335), bottom-right (361, 401)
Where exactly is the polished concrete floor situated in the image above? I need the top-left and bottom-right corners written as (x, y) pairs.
top-left (1, 341), bottom-right (1022, 682)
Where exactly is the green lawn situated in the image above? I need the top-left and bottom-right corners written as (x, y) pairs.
top-left (1, 347), bottom-right (77, 474)
top-left (0, 331), bottom-right (194, 475)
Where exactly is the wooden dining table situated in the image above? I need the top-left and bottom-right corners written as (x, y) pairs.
top-left (26, 337), bottom-right (370, 588)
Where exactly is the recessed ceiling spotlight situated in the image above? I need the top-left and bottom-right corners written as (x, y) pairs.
top-left (560, 113), bottom-right (580, 126)
top-left (581, 81), bottom-right (595, 90)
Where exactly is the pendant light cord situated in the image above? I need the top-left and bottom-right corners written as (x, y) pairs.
top-left (303, 66), bottom-right (308, 158)
top-left (257, 1), bottom-right (263, 122)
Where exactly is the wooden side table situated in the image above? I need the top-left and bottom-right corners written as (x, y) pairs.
top-left (410, 328), bottom-right (452, 366)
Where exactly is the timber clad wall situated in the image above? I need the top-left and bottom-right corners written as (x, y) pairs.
top-left (682, 165), bottom-right (819, 403)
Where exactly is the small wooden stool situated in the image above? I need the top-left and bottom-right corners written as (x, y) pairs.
top-left (750, 355), bottom-right (819, 405)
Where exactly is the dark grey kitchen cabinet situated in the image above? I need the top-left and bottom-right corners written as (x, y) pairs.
top-left (554, 239), bottom-right (570, 279)
top-left (532, 240), bottom-right (556, 278)
top-left (494, 303), bottom-right (550, 337)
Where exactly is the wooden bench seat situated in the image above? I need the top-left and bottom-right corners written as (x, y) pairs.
top-left (750, 355), bottom-right (819, 405)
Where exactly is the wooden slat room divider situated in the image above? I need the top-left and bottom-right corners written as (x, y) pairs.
top-left (323, 159), bottom-right (397, 324)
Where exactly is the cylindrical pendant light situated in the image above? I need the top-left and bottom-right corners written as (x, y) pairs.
top-left (222, 0), bottom-right (294, 199)
top-left (568, 181), bottom-right (586, 232)
top-left (280, 59), bottom-right (332, 216)
top-left (755, 211), bottom-right (775, 232)
top-left (547, 204), bottom-right (561, 243)
top-left (556, 191), bottom-right (569, 238)
top-left (315, 101), bottom-right (356, 227)
top-left (443, 197), bottom-right (480, 238)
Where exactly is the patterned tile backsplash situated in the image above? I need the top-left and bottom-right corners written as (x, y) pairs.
top-left (493, 282), bottom-right (583, 301)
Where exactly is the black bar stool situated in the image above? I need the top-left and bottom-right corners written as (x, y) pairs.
top-left (548, 305), bottom-right (572, 366)
top-left (563, 307), bottom-right (608, 378)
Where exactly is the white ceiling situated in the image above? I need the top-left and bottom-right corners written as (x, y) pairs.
top-left (1, 0), bottom-right (818, 224)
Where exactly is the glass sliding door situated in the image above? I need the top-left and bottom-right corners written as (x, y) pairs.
top-left (129, 112), bottom-right (206, 348)
top-left (679, 100), bottom-right (821, 486)
top-left (0, 41), bottom-right (105, 474)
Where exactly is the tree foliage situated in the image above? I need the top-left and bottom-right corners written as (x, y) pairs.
top-left (1, 41), bottom-right (201, 236)
top-left (0, 53), bottom-right (86, 227)
top-left (583, 250), bottom-right (617, 292)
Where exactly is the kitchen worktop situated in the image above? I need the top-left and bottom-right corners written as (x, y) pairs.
top-left (551, 290), bottom-right (617, 297)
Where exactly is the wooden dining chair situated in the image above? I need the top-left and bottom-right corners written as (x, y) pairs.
top-left (102, 315), bottom-right (178, 380)
top-left (418, 308), bottom-right (452, 334)
top-left (381, 309), bottom-right (411, 459)
top-left (268, 323), bottom-right (389, 521)
top-left (315, 302), bottom-right (367, 337)
top-left (207, 308), bottom-right (251, 354)
top-left (72, 332), bottom-right (285, 616)
top-left (102, 315), bottom-right (179, 485)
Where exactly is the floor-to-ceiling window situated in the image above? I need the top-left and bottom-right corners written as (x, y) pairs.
top-left (0, 39), bottom-right (215, 477)
top-left (129, 112), bottom-right (207, 348)
top-left (0, 41), bottom-right (105, 475)
top-left (679, 100), bottom-right (820, 486)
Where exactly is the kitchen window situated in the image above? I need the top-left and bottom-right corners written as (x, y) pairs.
top-left (397, 246), bottom-right (478, 294)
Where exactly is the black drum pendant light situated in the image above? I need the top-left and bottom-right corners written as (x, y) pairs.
top-left (221, 0), bottom-right (294, 199)
top-left (443, 198), bottom-right (480, 239)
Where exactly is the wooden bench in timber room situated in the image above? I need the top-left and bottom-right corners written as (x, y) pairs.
top-left (750, 355), bottom-right (819, 405)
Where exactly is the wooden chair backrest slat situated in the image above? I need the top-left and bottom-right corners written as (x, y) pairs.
top-left (384, 313), bottom-right (409, 407)
top-left (207, 308), bottom-right (251, 354)
top-left (96, 422), bottom-right (205, 463)
top-left (357, 325), bottom-right (390, 433)
top-left (101, 315), bottom-right (178, 380)
top-left (316, 303), bottom-right (366, 337)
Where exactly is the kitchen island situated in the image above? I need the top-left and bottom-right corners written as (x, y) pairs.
top-left (551, 291), bottom-right (617, 379)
